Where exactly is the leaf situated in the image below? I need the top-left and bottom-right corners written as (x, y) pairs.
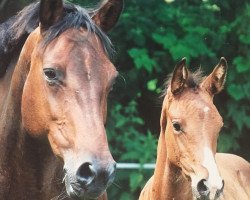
top-left (204, 4), bottom-right (220, 12)
top-left (219, 25), bottom-right (231, 34)
top-left (233, 56), bottom-right (250, 73)
top-left (152, 32), bottom-right (177, 49)
top-left (115, 118), bottom-right (127, 128)
top-left (132, 117), bottom-right (145, 125)
top-left (227, 84), bottom-right (245, 101)
top-left (129, 172), bottom-right (143, 192)
top-left (228, 106), bottom-right (246, 131)
top-left (128, 48), bottom-right (156, 73)
top-left (147, 79), bottom-right (158, 91)
top-left (218, 134), bottom-right (239, 152)
top-left (243, 82), bottom-right (250, 98)
top-left (239, 34), bottom-right (250, 45)
top-left (185, 26), bottom-right (210, 35)
top-left (120, 193), bottom-right (133, 200)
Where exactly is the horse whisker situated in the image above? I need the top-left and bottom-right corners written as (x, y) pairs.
top-left (62, 174), bottom-right (66, 183)
top-left (111, 181), bottom-right (122, 189)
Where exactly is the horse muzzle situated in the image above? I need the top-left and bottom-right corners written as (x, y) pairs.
top-left (64, 160), bottom-right (116, 199)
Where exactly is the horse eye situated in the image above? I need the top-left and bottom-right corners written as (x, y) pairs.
top-left (173, 122), bottom-right (182, 132)
top-left (44, 68), bottom-right (57, 81)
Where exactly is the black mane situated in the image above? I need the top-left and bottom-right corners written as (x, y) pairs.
top-left (0, 1), bottom-right (113, 77)
top-left (0, 2), bottom-right (39, 76)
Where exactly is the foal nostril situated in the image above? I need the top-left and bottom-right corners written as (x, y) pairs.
top-left (221, 179), bottom-right (225, 190)
top-left (197, 179), bottom-right (209, 195)
top-left (76, 162), bottom-right (96, 185)
top-left (216, 179), bottom-right (225, 196)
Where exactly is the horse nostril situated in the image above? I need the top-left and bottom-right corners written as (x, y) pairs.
top-left (76, 162), bottom-right (96, 186)
top-left (197, 179), bottom-right (209, 195)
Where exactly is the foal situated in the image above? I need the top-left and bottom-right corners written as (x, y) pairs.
top-left (139, 58), bottom-right (250, 200)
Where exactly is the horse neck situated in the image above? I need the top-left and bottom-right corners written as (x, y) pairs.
top-left (0, 27), bottom-right (35, 160)
top-left (151, 132), bottom-right (192, 200)
top-left (0, 30), bottom-right (63, 198)
top-left (0, 54), bottom-right (28, 169)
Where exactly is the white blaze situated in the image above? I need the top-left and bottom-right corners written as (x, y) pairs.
top-left (202, 147), bottom-right (223, 189)
top-left (202, 106), bottom-right (223, 190)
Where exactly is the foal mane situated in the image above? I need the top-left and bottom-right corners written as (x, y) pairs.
top-left (162, 68), bottom-right (204, 96)
top-left (0, 1), bottom-right (113, 77)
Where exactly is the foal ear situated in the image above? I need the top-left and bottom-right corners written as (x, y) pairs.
top-left (39, 0), bottom-right (64, 31)
top-left (201, 57), bottom-right (227, 96)
top-left (171, 58), bottom-right (188, 95)
top-left (92, 0), bottom-right (123, 32)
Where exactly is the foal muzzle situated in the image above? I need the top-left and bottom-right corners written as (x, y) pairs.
top-left (195, 178), bottom-right (224, 200)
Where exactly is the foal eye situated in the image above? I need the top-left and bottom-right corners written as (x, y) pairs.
top-left (43, 68), bottom-right (57, 81)
top-left (172, 122), bottom-right (182, 132)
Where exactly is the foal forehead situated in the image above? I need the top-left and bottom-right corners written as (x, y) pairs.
top-left (169, 90), bottom-right (219, 118)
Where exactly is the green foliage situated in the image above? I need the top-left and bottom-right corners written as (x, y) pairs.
top-left (67, 0), bottom-right (250, 199)
top-left (147, 79), bottom-right (158, 92)
top-left (106, 99), bottom-right (157, 199)
top-left (128, 48), bottom-right (156, 73)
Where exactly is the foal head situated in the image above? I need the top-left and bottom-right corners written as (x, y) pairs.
top-left (161, 58), bottom-right (227, 199)
top-left (20, 0), bottom-right (123, 199)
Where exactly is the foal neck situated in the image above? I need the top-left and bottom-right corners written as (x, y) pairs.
top-left (151, 133), bottom-right (192, 200)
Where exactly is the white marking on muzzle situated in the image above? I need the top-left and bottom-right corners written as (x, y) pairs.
top-left (202, 147), bottom-right (223, 190)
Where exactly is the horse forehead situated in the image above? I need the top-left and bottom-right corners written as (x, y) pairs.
top-left (43, 29), bottom-right (114, 70)
top-left (46, 32), bottom-right (101, 57)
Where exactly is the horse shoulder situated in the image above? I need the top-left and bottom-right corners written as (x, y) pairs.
top-left (215, 153), bottom-right (250, 199)
top-left (139, 176), bottom-right (154, 200)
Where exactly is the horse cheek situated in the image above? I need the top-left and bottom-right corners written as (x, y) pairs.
top-left (21, 75), bottom-right (49, 136)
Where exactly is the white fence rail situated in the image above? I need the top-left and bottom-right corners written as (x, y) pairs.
top-left (117, 163), bottom-right (155, 169)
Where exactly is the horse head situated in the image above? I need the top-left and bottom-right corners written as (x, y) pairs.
top-left (20, 0), bottom-right (123, 199)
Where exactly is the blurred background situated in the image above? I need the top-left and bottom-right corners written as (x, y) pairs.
top-left (1, 0), bottom-right (249, 199)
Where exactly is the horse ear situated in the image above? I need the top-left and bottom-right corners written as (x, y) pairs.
top-left (39, 0), bottom-right (64, 31)
top-left (171, 58), bottom-right (188, 95)
top-left (201, 57), bottom-right (227, 96)
top-left (92, 0), bottom-right (123, 32)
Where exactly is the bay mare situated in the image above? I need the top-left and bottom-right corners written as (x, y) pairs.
top-left (0, 0), bottom-right (123, 199)
top-left (139, 58), bottom-right (250, 200)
